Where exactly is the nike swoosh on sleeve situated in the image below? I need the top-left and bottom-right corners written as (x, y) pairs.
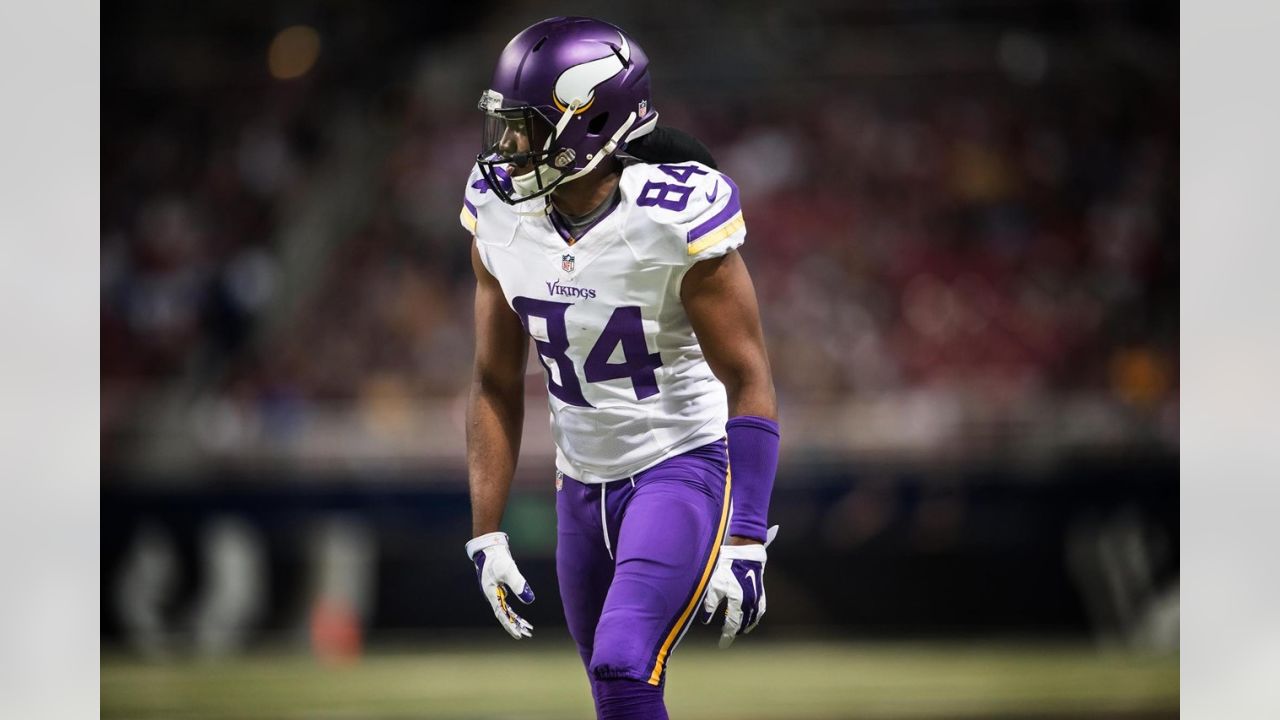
top-left (705, 181), bottom-right (720, 203)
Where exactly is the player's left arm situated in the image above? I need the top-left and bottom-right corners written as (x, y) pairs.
top-left (682, 248), bottom-right (782, 646)
top-left (681, 248), bottom-right (776, 432)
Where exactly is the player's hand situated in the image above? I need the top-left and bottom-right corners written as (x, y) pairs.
top-left (466, 532), bottom-right (535, 639)
top-left (700, 525), bottom-right (778, 648)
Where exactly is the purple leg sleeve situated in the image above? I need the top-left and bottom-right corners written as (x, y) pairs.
top-left (555, 439), bottom-right (729, 716)
top-left (557, 477), bottom-right (617, 670)
top-left (590, 441), bottom-right (728, 685)
top-left (595, 678), bottom-right (669, 720)
top-left (725, 415), bottom-right (781, 542)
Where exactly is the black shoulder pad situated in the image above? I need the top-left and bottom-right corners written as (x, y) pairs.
top-left (625, 126), bottom-right (718, 169)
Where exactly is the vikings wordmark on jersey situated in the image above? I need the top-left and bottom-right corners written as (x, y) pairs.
top-left (461, 159), bottom-right (746, 483)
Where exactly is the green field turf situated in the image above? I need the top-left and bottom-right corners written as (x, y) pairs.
top-left (102, 640), bottom-right (1178, 719)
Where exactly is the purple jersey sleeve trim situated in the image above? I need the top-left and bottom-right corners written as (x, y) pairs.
top-left (686, 173), bottom-right (742, 244)
top-left (463, 198), bottom-right (477, 217)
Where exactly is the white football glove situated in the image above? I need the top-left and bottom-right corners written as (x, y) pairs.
top-left (465, 532), bottom-right (535, 639)
top-left (700, 525), bottom-right (778, 648)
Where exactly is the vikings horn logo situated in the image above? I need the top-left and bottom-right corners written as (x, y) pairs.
top-left (552, 35), bottom-right (630, 114)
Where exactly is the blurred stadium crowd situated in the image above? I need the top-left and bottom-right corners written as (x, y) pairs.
top-left (102, 1), bottom-right (1176, 472)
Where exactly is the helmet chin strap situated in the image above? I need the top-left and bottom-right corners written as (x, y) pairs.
top-left (562, 111), bottom-right (638, 183)
top-left (507, 111), bottom-right (574, 215)
top-left (624, 113), bottom-right (659, 143)
top-left (510, 164), bottom-right (560, 216)
top-left (507, 106), bottom-right (642, 212)
top-left (553, 98), bottom-right (581, 139)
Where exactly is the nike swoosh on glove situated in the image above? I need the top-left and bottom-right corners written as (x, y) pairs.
top-left (700, 525), bottom-right (778, 648)
top-left (466, 531), bottom-right (535, 639)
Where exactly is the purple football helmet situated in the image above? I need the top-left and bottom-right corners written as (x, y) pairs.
top-left (476, 17), bottom-right (660, 205)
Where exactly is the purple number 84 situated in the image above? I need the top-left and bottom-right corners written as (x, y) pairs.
top-left (635, 164), bottom-right (709, 212)
top-left (513, 297), bottom-right (663, 407)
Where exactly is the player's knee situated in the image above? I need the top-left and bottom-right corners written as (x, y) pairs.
top-left (593, 676), bottom-right (667, 720)
top-left (588, 637), bottom-right (651, 683)
top-left (589, 587), bottom-right (668, 682)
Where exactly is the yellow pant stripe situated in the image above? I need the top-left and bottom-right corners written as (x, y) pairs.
top-left (646, 467), bottom-right (732, 685)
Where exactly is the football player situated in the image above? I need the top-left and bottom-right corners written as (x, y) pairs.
top-left (461, 17), bottom-right (779, 720)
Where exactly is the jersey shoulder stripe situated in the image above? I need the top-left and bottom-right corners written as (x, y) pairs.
top-left (686, 173), bottom-right (742, 255)
top-left (460, 197), bottom-right (478, 234)
top-left (621, 160), bottom-right (747, 264)
top-left (460, 163), bottom-right (508, 237)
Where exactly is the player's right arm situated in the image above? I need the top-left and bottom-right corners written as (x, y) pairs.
top-left (467, 238), bottom-right (527, 537)
top-left (465, 238), bottom-right (536, 638)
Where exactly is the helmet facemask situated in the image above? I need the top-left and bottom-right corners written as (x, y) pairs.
top-left (476, 86), bottom-right (648, 209)
top-left (476, 93), bottom-right (567, 206)
top-left (476, 19), bottom-right (664, 207)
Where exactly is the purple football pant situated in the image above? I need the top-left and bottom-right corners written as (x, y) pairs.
top-left (556, 439), bottom-right (730, 713)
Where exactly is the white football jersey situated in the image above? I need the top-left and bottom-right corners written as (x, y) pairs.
top-left (460, 159), bottom-right (747, 483)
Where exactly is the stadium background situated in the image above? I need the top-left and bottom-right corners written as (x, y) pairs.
top-left (100, 0), bottom-right (1178, 717)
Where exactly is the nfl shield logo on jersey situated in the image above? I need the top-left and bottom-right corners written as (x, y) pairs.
top-left (562, 254), bottom-right (575, 273)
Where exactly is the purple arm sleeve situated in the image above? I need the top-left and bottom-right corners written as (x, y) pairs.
top-left (726, 415), bottom-right (781, 542)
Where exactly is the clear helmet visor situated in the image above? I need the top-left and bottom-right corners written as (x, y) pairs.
top-left (481, 109), bottom-right (554, 170)
top-left (475, 92), bottom-right (566, 205)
